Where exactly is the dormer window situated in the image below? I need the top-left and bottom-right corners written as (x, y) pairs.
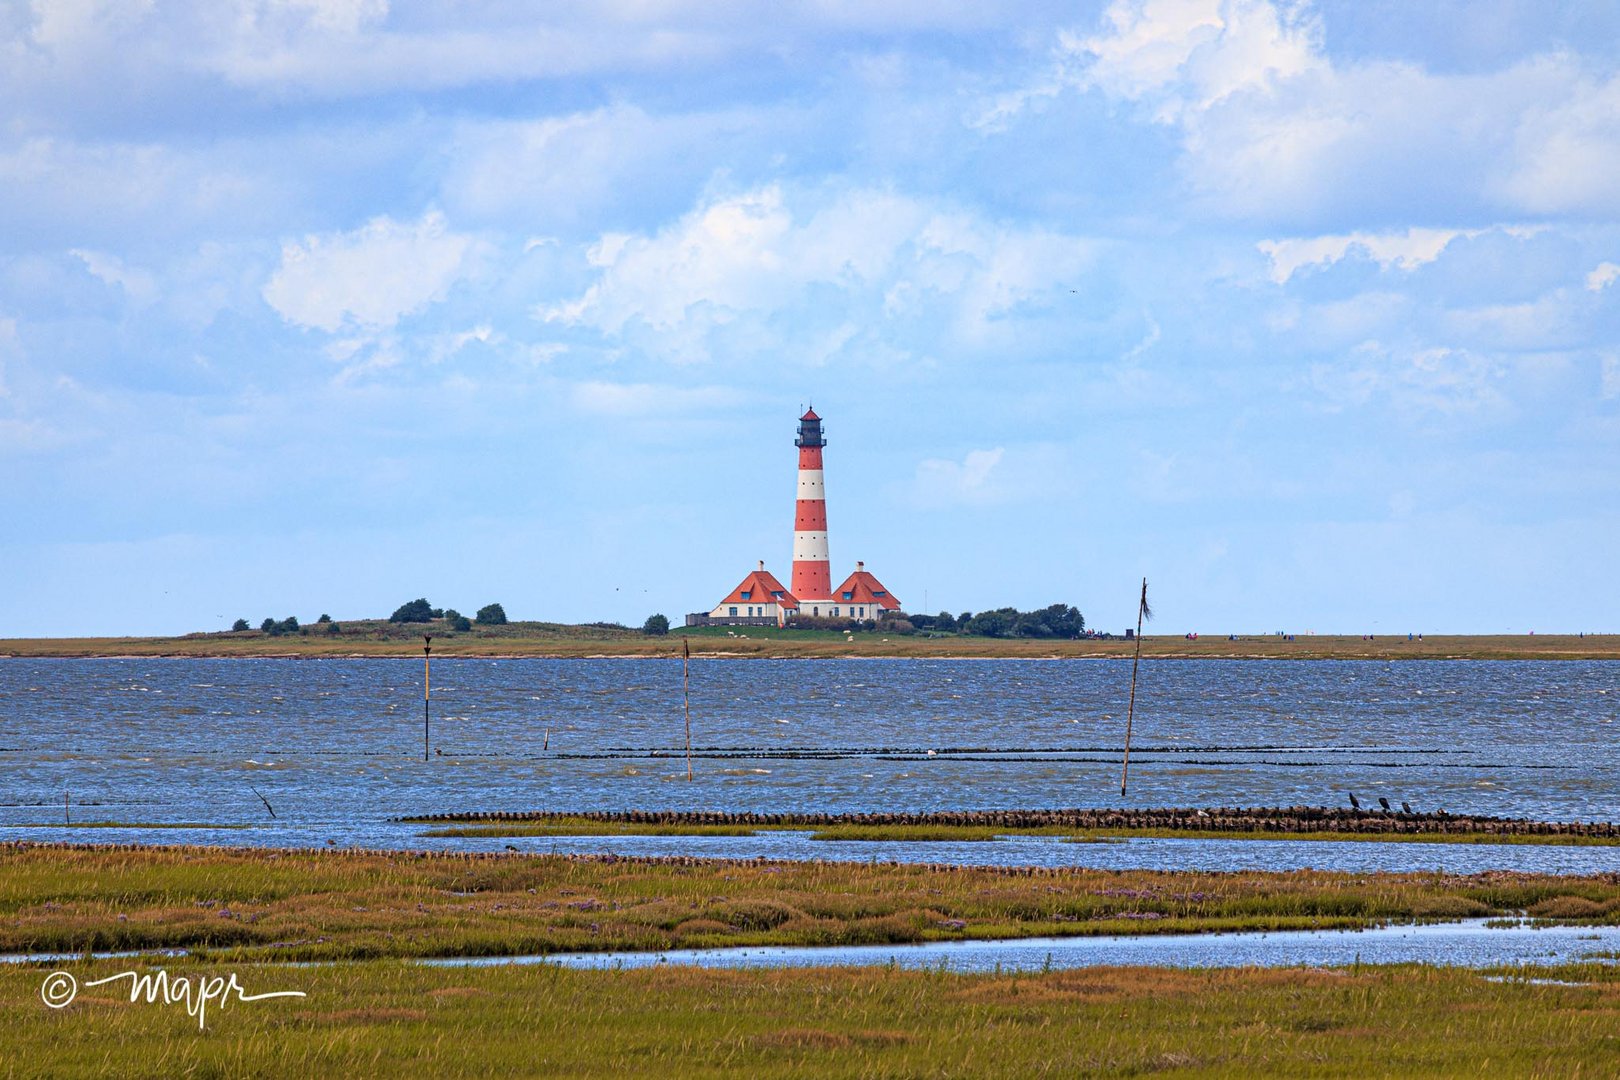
top-left (842, 591), bottom-right (853, 600)
top-left (740, 591), bottom-right (751, 600)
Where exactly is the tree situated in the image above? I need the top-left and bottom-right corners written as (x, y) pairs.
top-left (642, 614), bottom-right (670, 636)
top-left (443, 608), bottom-right (462, 622)
top-left (449, 614), bottom-right (471, 631)
top-left (475, 603), bottom-right (507, 625)
top-left (279, 616), bottom-right (300, 634)
top-left (965, 607), bottom-right (1018, 637)
top-left (260, 617), bottom-right (278, 634)
top-left (316, 614), bottom-right (332, 624)
top-left (231, 618), bottom-right (250, 632)
top-left (325, 621), bottom-right (342, 635)
top-left (389, 598), bottom-right (434, 623)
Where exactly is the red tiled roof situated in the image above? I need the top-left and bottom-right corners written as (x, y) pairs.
top-left (830, 564), bottom-right (901, 609)
top-left (717, 565), bottom-right (798, 607)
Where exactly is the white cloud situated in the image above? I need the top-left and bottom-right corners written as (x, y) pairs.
top-left (990, 0), bottom-right (1620, 223)
top-left (263, 212), bottom-right (477, 332)
top-left (0, 316), bottom-right (16, 398)
top-left (1069, 0), bottom-right (1317, 121)
top-left (1258, 227), bottom-right (1474, 284)
top-left (1310, 343), bottom-right (1507, 416)
top-left (1587, 261), bottom-right (1620, 291)
top-left (914, 447), bottom-right (1005, 505)
top-left (568, 381), bottom-right (741, 416)
top-left (70, 248), bottom-right (159, 304)
top-left (542, 185), bottom-right (1093, 364)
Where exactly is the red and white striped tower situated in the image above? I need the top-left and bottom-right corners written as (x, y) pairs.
top-left (790, 408), bottom-right (832, 601)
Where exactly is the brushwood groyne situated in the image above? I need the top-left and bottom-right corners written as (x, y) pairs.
top-left (396, 807), bottom-right (1620, 838)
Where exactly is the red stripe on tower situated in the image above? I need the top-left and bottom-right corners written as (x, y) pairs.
top-left (790, 408), bottom-right (831, 601)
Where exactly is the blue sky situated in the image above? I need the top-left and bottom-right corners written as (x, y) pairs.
top-left (3, 0), bottom-right (1618, 637)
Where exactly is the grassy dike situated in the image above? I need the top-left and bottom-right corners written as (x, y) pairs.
top-left (7, 845), bottom-right (1620, 962)
top-left (6, 960), bottom-right (1620, 1078)
top-left (3, 625), bottom-right (1617, 660)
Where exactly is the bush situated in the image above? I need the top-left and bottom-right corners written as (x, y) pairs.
top-left (784, 615), bottom-right (871, 632)
top-left (325, 621), bottom-right (342, 635)
top-left (449, 614), bottom-right (472, 632)
top-left (960, 603), bottom-right (1085, 639)
top-left (475, 603), bottom-right (507, 625)
top-left (906, 611), bottom-right (959, 633)
top-left (259, 618), bottom-right (278, 634)
top-left (231, 618), bottom-right (250, 632)
top-left (642, 614), bottom-right (670, 636)
top-left (279, 616), bottom-right (300, 634)
top-left (390, 598), bottom-right (434, 623)
top-left (443, 608), bottom-right (462, 622)
top-left (316, 613), bottom-right (332, 624)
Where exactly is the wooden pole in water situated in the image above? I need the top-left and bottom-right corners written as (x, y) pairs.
top-left (1121, 578), bottom-right (1152, 797)
top-left (683, 637), bottom-right (693, 781)
top-left (64, 790), bottom-right (69, 825)
top-left (423, 635), bottom-right (432, 762)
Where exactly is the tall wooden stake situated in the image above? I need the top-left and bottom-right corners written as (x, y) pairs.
top-left (423, 635), bottom-right (432, 761)
top-left (683, 638), bottom-right (693, 781)
top-left (1121, 578), bottom-right (1152, 797)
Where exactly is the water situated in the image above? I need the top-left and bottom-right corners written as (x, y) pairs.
top-left (423, 920), bottom-right (1620, 973)
top-left (8, 921), bottom-right (1618, 973)
top-left (2, 658), bottom-right (1616, 856)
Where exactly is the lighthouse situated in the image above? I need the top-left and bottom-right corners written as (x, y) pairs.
top-left (689, 406), bottom-right (902, 627)
top-left (791, 408), bottom-right (831, 601)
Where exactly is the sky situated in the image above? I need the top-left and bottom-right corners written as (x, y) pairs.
top-left (3, 0), bottom-right (1618, 638)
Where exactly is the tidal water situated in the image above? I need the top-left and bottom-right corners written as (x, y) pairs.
top-left (1, 657), bottom-right (1616, 866)
top-left (429, 919), bottom-right (1620, 974)
top-left (8, 920), bottom-right (1619, 972)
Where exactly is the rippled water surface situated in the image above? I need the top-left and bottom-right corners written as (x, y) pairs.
top-left (2, 658), bottom-right (1616, 856)
top-left (433, 919), bottom-right (1620, 973)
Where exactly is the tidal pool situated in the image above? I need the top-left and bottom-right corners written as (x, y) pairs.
top-left (424, 919), bottom-right (1620, 974)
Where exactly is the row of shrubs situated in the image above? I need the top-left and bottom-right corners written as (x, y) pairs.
top-left (388, 599), bottom-right (507, 630)
top-left (231, 614), bottom-right (341, 636)
top-left (777, 604), bottom-right (1089, 638)
top-left (227, 601), bottom-right (510, 636)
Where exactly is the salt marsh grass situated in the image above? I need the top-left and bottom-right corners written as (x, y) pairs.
top-left (4, 959), bottom-right (1620, 1077)
top-left (5, 845), bottom-right (1620, 963)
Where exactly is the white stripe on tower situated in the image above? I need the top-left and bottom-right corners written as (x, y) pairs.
top-left (790, 408), bottom-right (832, 601)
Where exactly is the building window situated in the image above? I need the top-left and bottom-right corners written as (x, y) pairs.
top-left (741, 591), bottom-right (751, 600)
top-left (729, 607), bottom-right (738, 617)
top-left (831, 607), bottom-right (839, 616)
top-left (842, 591), bottom-right (853, 600)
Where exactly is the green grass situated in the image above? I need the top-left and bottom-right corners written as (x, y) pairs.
top-left (6, 959), bottom-right (1620, 1077)
top-left (7, 845), bottom-right (1620, 964)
